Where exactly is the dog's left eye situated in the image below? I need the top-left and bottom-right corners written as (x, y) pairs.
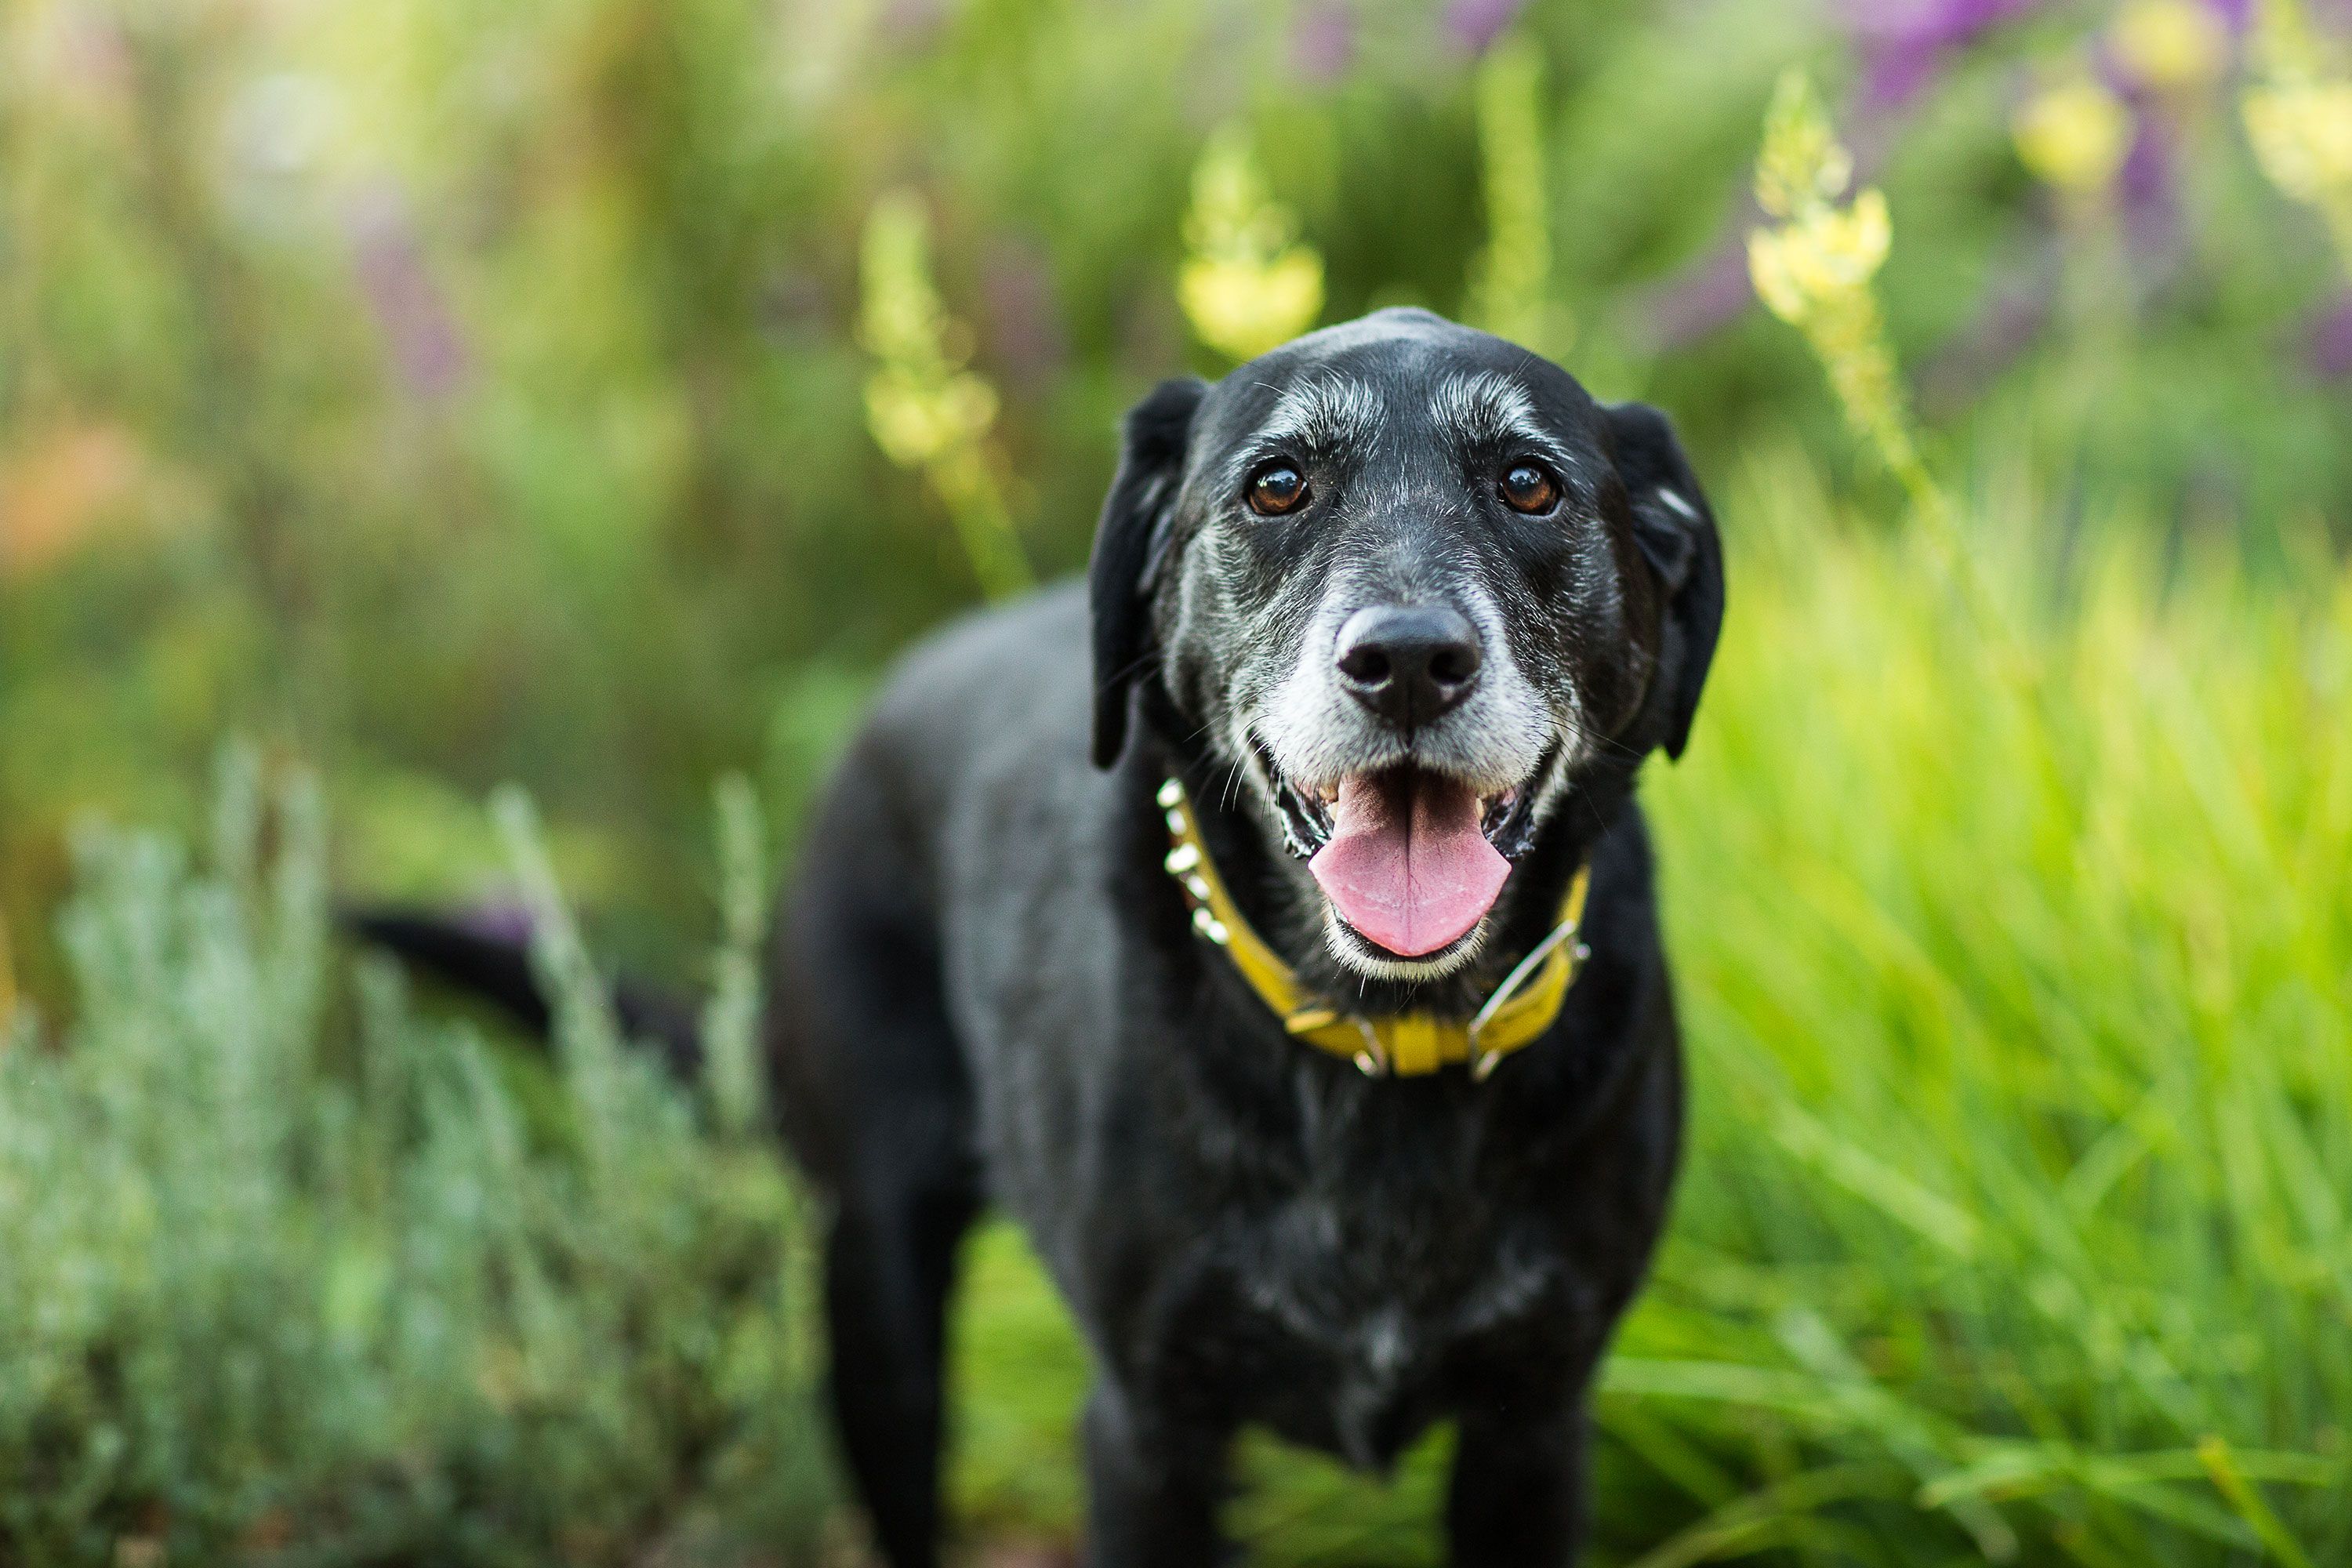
top-left (1499, 463), bottom-right (1560, 515)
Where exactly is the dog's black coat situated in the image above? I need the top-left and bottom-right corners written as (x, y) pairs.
top-left (772, 311), bottom-right (1722, 1566)
top-left (360, 310), bottom-right (1722, 1567)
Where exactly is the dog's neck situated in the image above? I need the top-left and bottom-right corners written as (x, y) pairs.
top-left (1140, 722), bottom-right (1627, 1021)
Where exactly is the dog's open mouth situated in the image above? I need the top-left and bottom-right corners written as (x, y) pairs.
top-left (1265, 751), bottom-right (1548, 960)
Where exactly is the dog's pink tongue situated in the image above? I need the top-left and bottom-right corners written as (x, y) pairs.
top-left (1308, 774), bottom-right (1510, 957)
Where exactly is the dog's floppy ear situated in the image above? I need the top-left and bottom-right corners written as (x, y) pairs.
top-left (1607, 401), bottom-right (1724, 761)
top-left (1090, 376), bottom-right (1207, 768)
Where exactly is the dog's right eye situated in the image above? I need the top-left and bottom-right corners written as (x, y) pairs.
top-left (1500, 463), bottom-right (1561, 515)
top-left (1246, 463), bottom-right (1310, 516)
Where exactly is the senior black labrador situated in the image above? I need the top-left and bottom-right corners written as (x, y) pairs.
top-left (363, 307), bottom-right (1722, 1566)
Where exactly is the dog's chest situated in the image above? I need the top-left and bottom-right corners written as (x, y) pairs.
top-left (1238, 1180), bottom-right (1555, 1345)
top-left (1186, 1074), bottom-right (1567, 1461)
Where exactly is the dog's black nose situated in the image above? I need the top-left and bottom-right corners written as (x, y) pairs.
top-left (1334, 604), bottom-right (1483, 728)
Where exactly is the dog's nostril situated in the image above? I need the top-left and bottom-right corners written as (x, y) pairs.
top-left (1338, 645), bottom-right (1394, 687)
top-left (1333, 604), bottom-right (1483, 725)
top-left (1428, 643), bottom-right (1479, 688)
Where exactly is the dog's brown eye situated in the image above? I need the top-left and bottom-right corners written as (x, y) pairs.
top-left (1500, 463), bottom-right (1559, 514)
top-left (1247, 463), bottom-right (1309, 516)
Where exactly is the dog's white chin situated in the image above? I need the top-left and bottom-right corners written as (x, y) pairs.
top-left (1322, 910), bottom-right (1490, 982)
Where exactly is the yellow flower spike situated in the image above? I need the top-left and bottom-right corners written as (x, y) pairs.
top-left (2249, 0), bottom-right (2324, 78)
top-left (2245, 80), bottom-right (2352, 202)
top-left (1811, 189), bottom-right (1893, 289)
top-left (1746, 71), bottom-right (1939, 522)
top-left (863, 365), bottom-right (997, 470)
top-left (1745, 74), bottom-right (1889, 324)
top-left (2014, 74), bottom-right (2136, 197)
top-left (858, 194), bottom-right (956, 376)
top-left (1746, 227), bottom-right (1809, 325)
top-left (1744, 71), bottom-right (2030, 688)
top-left (2111, 0), bottom-right (2231, 93)
top-left (1467, 32), bottom-right (1572, 354)
top-left (1754, 69), bottom-right (1854, 221)
top-left (857, 191), bottom-right (1032, 600)
top-left (2242, 0), bottom-right (2352, 280)
top-left (1178, 127), bottom-right (1325, 361)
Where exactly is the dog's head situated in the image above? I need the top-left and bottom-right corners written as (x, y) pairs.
top-left (1091, 308), bottom-right (1722, 982)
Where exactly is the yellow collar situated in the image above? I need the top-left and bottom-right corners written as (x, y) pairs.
top-left (1157, 778), bottom-right (1590, 1080)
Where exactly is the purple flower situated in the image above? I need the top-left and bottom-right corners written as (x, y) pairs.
top-left (344, 183), bottom-right (468, 403)
top-left (1839, 0), bottom-right (2045, 49)
top-left (2118, 103), bottom-right (2180, 258)
top-left (456, 901), bottom-right (539, 948)
top-left (2314, 292), bottom-right (2352, 381)
top-left (1445, 0), bottom-right (1528, 56)
top-left (1843, 0), bottom-right (2049, 111)
top-left (1292, 1), bottom-right (1357, 84)
top-left (2202, 0), bottom-right (2255, 32)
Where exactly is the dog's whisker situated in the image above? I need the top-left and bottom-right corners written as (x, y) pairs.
top-left (1554, 710), bottom-right (1642, 767)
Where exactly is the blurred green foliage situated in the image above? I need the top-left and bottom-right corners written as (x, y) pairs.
top-left (8, 0), bottom-right (2350, 997)
top-left (5, 0), bottom-right (2352, 1562)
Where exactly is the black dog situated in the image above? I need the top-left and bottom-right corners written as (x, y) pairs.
top-left (366, 308), bottom-right (1722, 1566)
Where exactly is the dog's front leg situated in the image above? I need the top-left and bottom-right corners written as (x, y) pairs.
top-left (1445, 1406), bottom-right (1588, 1567)
top-left (1079, 1380), bottom-right (1232, 1568)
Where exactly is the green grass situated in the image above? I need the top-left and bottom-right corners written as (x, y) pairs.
top-left (1608, 446), bottom-right (2352, 1566)
top-left (945, 448), bottom-right (2352, 1566)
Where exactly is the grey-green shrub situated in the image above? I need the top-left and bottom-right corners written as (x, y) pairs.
top-left (0, 760), bottom-right (826, 1566)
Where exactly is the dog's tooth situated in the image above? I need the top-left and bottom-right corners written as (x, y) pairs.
top-left (1192, 907), bottom-right (1229, 945)
top-left (1164, 843), bottom-right (1201, 874)
top-left (1157, 779), bottom-right (1184, 808)
top-left (1165, 810), bottom-right (1187, 834)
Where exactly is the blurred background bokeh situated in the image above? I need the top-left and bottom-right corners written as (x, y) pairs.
top-left (5, 0), bottom-right (2352, 1563)
top-left (9, 0), bottom-right (2349, 994)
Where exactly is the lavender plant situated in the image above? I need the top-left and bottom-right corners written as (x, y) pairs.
top-left (0, 757), bottom-right (825, 1566)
